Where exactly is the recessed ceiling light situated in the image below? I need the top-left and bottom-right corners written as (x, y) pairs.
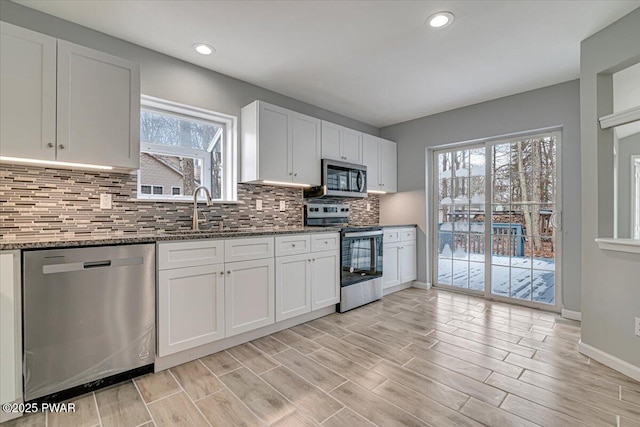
top-left (193, 43), bottom-right (215, 55)
top-left (427, 12), bottom-right (454, 29)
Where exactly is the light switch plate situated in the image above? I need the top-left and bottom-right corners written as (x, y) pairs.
top-left (256, 199), bottom-right (263, 211)
top-left (279, 201), bottom-right (286, 211)
top-left (99, 193), bottom-right (112, 209)
top-left (635, 317), bottom-right (640, 337)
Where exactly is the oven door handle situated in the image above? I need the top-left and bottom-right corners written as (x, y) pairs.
top-left (343, 230), bottom-right (383, 238)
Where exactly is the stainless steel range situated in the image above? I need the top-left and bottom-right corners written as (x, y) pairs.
top-left (305, 203), bottom-right (383, 312)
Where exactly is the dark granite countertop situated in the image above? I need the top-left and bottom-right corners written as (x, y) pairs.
top-left (380, 224), bottom-right (418, 228)
top-left (0, 227), bottom-right (342, 250)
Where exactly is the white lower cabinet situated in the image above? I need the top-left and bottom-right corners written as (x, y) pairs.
top-left (0, 251), bottom-right (22, 423)
top-left (275, 233), bottom-right (340, 321)
top-left (276, 253), bottom-right (311, 321)
top-left (225, 258), bottom-right (275, 337)
top-left (158, 264), bottom-right (225, 356)
top-left (399, 240), bottom-right (417, 283)
top-left (158, 233), bottom-right (339, 357)
top-left (311, 250), bottom-right (340, 310)
top-left (383, 228), bottom-right (417, 290)
top-left (382, 243), bottom-right (400, 289)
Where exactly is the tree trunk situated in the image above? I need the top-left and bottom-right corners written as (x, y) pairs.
top-left (531, 140), bottom-right (542, 250)
top-left (181, 158), bottom-right (196, 196)
top-left (517, 141), bottom-right (533, 257)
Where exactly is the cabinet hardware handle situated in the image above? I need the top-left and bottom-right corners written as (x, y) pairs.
top-left (308, 259), bottom-right (312, 262)
top-left (47, 143), bottom-right (54, 148)
top-left (294, 173), bottom-right (298, 177)
top-left (227, 270), bottom-right (231, 274)
top-left (289, 172), bottom-right (293, 176)
top-left (292, 243), bottom-right (296, 247)
top-left (58, 144), bottom-right (65, 149)
top-left (219, 271), bottom-right (224, 276)
top-left (312, 258), bottom-right (316, 262)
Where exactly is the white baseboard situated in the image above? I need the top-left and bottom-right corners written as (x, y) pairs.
top-left (412, 281), bottom-right (431, 290)
top-left (383, 282), bottom-right (413, 296)
top-left (561, 309), bottom-right (582, 321)
top-left (578, 340), bottom-right (640, 382)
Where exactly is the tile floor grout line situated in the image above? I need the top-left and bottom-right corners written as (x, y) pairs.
top-left (132, 377), bottom-right (157, 427)
top-left (319, 406), bottom-right (346, 426)
top-left (140, 388), bottom-right (183, 406)
top-left (92, 392), bottom-right (103, 427)
top-left (166, 368), bottom-right (214, 427)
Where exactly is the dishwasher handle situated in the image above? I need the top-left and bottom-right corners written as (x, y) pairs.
top-left (83, 260), bottom-right (111, 269)
top-left (42, 256), bottom-right (143, 274)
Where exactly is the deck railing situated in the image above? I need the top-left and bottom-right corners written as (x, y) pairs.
top-left (438, 223), bottom-right (525, 256)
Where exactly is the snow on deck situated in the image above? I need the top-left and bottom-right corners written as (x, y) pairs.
top-left (438, 251), bottom-right (555, 304)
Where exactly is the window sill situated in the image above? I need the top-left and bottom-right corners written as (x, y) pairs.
top-left (132, 197), bottom-right (242, 205)
top-left (595, 238), bottom-right (640, 254)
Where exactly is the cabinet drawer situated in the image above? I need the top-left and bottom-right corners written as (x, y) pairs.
top-left (311, 233), bottom-right (339, 252)
top-left (158, 240), bottom-right (224, 270)
top-left (225, 237), bottom-right (275, 263)
top-left (383, 229), bottom-right (401, 243)
top-left (400, 228), bottom-right (416, 242)
top-left (276, 235), bottom-right (311, 256)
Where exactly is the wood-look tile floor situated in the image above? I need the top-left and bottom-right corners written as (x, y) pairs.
top-left (5, 288), bottom-right (640, 427)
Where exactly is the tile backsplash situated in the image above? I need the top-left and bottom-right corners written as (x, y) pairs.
top-left (0, 165), bottom-right (379, 240)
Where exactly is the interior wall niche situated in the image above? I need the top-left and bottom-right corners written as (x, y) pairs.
top-left (599, 62), bottom-right (640, 240)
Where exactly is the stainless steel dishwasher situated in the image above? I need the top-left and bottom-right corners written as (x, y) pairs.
top-left (23, 244), bottom-right (155, 402)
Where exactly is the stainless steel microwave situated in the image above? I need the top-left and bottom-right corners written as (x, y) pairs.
top-left (304, 159), bottom-right (367, 198)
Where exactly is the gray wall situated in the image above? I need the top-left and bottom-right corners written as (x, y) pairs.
top-left (580, 8), bottom-right (640, 369)
top-left (378, 80), bottom-right (582, 312)
top-left (617, 132), bottom-right (640, 238)
top-left (0, 1), bottom-right (378, 136)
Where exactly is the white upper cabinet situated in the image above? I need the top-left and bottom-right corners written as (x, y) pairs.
top-left (56, 41), bottom-right (140, 169)
top-left (0, 22), bottom-right (56, 160)
top-left (362, 134), bottom-right (397, 193)
top-left (0, 23), bottom-right (140, 170)
top-left (321, 121), bottom-right (363, 164)
top-left (241, 101), bottom-right (321, 186)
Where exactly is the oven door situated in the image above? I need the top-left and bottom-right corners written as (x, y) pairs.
top-left (341, 230), bottom-right (383, 287)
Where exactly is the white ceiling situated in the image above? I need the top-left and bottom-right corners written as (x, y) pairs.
top-left (15, 0), bottom-right (640, 128)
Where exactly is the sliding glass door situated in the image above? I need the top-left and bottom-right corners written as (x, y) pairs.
top-left (433, 131), bottom-right (560, 309)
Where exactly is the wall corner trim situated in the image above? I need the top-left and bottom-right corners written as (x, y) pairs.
top-left (561, 309), bottom-right (582, 321)
top-left (578, 340), bottom-right (640, 382)
top-left (413, 281), bottom-right (431, 290)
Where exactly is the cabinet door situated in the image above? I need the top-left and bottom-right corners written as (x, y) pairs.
top-left (291, 112), bottom-right (321, 185)
top-left (321, 121), bottom-right (342, 161)
top-left (0, 23), bottom-right (56, 161)
top-left (379, 138), bottom-right (397, 192)
top-left (341, 128), bottom-right (363, 164)
top-left (258, 102), bottom-right (292, 182)
top-left (382, 243), bottom-right (401, 289)
top-left (225, 258), bottom-right (275, 337)
top-left (0, 251), bottom-right (22, 422)
top-left (57, 40), bottom-right (140, 169)
top-left (276, 253), bottom-right (311, 321)
top-left (158, 264), bottom-right (225, 356)
top-left (399, 241), bottom-right (417, 283)
top-left (311, 251), bottom-right (340, 310)
top-left (362, 134), bottom-right (380, 191)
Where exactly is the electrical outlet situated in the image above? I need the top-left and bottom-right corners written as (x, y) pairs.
top-left (366, 202), bottom-right (371, 212)
top-left (99, 193), bottom-right (112, 209)
top-left (279, 201), bottom-right (286, 212)
top-left (256, 199), bottom-right (263, 211)
top-left (635, 317), bottom-right (640, 337)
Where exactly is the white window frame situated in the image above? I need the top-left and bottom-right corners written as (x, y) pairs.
top-left (171, 186), bottom-right (182, 196)
top-left (137, 95), bottom-right (238, 202)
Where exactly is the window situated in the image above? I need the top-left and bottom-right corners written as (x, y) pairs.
top-left (138, 96), bottom-right (237, 201)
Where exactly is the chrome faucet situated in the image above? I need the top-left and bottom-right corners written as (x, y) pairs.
top-left (192, 186), bottom-right (213, 231)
